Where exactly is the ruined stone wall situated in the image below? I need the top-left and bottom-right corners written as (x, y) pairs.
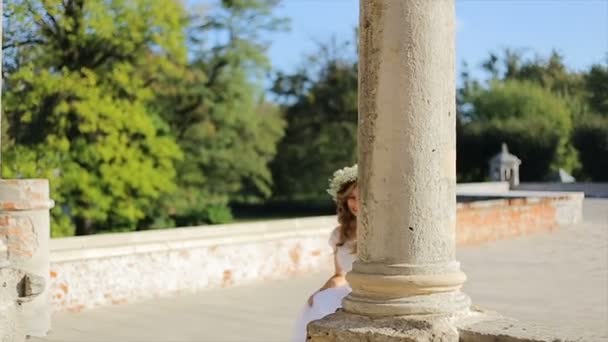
top-left (49, 217), bottom-right (337, 312)
top-left (456, 194), bottom-right (582, 246)
top-left (47, 192), bottom-right (583, 312)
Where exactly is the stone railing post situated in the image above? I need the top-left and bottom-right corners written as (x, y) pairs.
top-left (0, 180), bottom-right (54, 339)
top-left (2, 3), bottom-right (55, 339)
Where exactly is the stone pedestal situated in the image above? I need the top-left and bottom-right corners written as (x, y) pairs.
top-left (0, 180), bottom-right (54, 338)
top-left (309, 309), bottom-right (574, 342)
top-left (309, 0), bottom-right (468, 340)
top-left (308, 311), bottom-right (461, 342)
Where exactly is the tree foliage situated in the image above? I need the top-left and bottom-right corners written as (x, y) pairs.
top-left (1, 0), bottom-right (287, 234)
top-left (150, 0), bottom-right (287, 226)
top-left (270, 40), bottom-right (358, 201)
top-left (2, 0), bottom-right (186, 236)
top-left (456, 50), bottom-right (608, 181)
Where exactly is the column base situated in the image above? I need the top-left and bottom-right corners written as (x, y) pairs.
top-left (343, 290), bottom-right (471, 317)
top-left (307, 310), bottom-right (465, 342)
top-left (343, 267), bottom-right (470, 316)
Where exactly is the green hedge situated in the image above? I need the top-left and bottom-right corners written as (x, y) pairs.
top-left (573, 115), bottom-right (608, 181)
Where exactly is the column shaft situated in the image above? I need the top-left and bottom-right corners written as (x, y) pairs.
top-left (343, 0), bottom-right (469, 316)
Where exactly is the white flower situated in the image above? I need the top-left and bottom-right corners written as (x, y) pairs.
top-left (327, 164), bottom-right (358, 202)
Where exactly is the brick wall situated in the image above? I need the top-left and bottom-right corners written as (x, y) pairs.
top-left (457, 198), bottom-right (556, 246)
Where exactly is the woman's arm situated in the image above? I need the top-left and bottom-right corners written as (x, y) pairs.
top-left (307, 252), bottom-right (347, 306)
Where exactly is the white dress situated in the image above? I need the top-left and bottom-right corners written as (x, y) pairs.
top-left (291, 227), bottom-right (357, 342)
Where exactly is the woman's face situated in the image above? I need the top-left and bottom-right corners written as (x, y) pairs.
top-left (347, 185), bottom-right (359, 216)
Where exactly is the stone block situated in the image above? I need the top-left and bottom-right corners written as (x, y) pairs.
top-left (308, 311), bottom-right (460, 342)
top-left (308, 308), bottom-right (579, 342)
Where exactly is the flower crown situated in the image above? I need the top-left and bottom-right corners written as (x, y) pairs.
top-left (327, 164), bottom-right (358, 202)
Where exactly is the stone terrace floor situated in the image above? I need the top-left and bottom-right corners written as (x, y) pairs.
top-left (33, 199), bottom-right (607, 342)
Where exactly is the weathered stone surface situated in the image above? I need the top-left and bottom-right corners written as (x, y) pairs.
top-left (308, 309), bottom-right (583, 342)
top-left (0, 268), bottom-right (45, 342)
top-left (457, 308), bottom-right (579, 342)
top-left (308, 311), bottom-right (460, 342)
top-left (0, 215), bottom-right (38, 263)
top-left (0, 179), bottom-right (53, 337)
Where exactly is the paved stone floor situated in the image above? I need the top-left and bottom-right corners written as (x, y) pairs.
top-left (33, 199), bottom-right (607, 342)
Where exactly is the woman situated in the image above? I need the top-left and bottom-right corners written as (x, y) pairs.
top-left (292, 164), bottom-right (358, 342)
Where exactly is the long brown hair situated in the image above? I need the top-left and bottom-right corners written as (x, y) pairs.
top-left (335, 181), bottom-right (357, 252)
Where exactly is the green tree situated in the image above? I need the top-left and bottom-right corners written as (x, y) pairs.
top-left (484, 50), bottom-right (585, 98)
top-left (2, 0), bottom-right (186, 235)
top-left (458, 80), bottom-right (578, 181)
top-left (584, 63), bottom-right (608, 116)
top-left (572, 63), bottom-right (608, 181)
top-left (464, 49), bottom-right (588, 118)
top-left (271, 39), bottom-right (358, 201)
top-left (572, 115), bottom-right (608, 181)
top-left (150, 0), bottom-right (287, 226)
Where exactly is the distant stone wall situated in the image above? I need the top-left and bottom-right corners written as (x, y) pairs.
top-left (456, 192), bottom-right (583, 246)
top-left (456, 182), bottom-right (510, 194)
top-left (47, 191), bottom-right (583, 312)
top-left (515, 182), bottom-right (608, 198)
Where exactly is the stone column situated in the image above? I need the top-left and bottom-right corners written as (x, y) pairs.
top-left (345, 0), bottom-right (469, 318)
top-left (309, 0), bottom-right (469, 340)
top-left (0, 180), bottom-right (54, 338)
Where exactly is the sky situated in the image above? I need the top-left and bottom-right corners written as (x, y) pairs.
top-left (258, 0), bottom-right (608, 79)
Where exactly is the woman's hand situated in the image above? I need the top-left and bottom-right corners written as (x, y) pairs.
top-left (307, 252), bottom-right (347, 307)
top-left (307, 291), bottom-right (318, 306)
top-left (307, 274), bottom-right (347, 306)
